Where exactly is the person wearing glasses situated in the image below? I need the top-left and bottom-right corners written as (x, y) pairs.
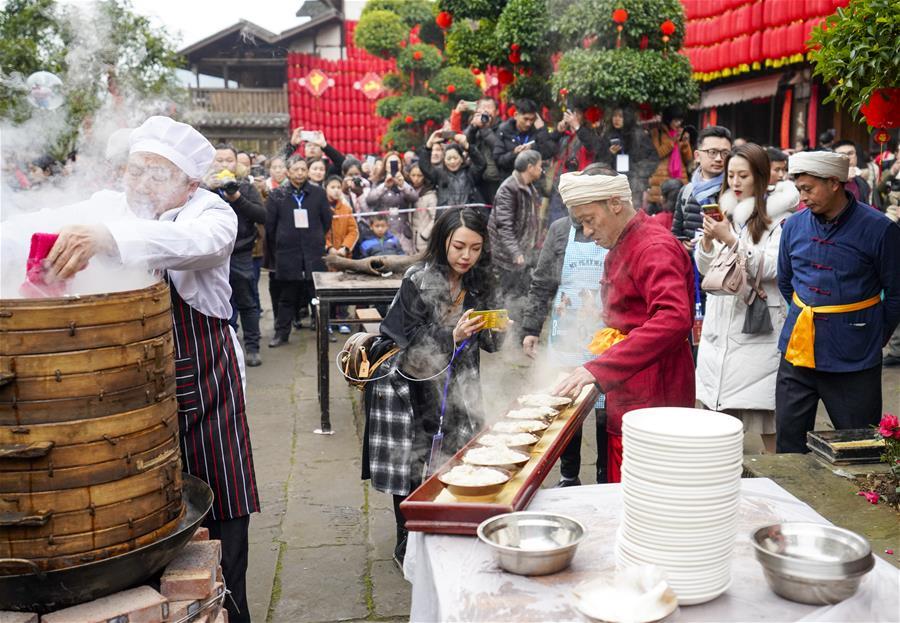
top-left (671, 126), bottom-right (733, 249)
top-left (22, 116), bottom-right (259, 623)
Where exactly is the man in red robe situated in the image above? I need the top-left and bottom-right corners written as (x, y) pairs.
top-left (554, 165), bottom-right (695, 482)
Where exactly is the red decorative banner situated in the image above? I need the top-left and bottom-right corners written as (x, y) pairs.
top-left (299, 69), bottom-right (333, 97)
top-left (356, 72), bottom-right (384, 100)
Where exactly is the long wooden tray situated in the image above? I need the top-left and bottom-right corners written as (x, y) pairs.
top-left (400, 384), bottom-right (599, 535)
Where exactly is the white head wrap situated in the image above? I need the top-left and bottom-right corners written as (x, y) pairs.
top-left (129, 116), bottom-right (214, 179)
top-left (558, 170), bottom-right (632, 208)
top-left (788, 151), bottom-right (850, 182)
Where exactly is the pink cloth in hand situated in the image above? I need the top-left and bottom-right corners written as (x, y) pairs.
top-left (19, 232), bottom-right (68, 298)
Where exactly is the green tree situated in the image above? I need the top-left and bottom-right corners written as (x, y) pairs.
top-left (0, 0), bottom-right (184, 157)
top-left (356, 0), bottom-right (480, 150)
top-left (808, 0), bottom-right (900, 122)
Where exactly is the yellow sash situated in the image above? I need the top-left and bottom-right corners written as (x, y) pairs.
top-left (785, 292), bottom-right (881, 369)
top-left (588, 327), bottom-right (628, 355)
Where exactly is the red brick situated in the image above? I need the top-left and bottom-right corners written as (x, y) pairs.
top-left (190, 526), bottom-right (209, 541)
top-left (215, 565), bottom-right (223, 583)
top-left (41, 586), bottom-right (168, 623)
top-left (0, 613), bottom-right (38, 623)
top-left (160, 541), bottom-right (222, 600)
top-left (165, 598), bottom-right (202, 622)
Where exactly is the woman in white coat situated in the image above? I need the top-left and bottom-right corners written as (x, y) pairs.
top-left (695, 143), bottom-right (799, 452)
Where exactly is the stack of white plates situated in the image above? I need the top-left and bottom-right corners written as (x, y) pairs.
top-left (616, 407), bottom-right (744, 606)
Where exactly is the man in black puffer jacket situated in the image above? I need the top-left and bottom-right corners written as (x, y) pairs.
top-left (207, 144), bottom-right (267, 366)
top-left (671, 125), bottom-right (732, 251)
top-left (493, 98), bottom-right (556, 179)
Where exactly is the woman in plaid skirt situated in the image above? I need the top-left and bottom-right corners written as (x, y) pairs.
top-left (362, 207), bottom-right (505, 566)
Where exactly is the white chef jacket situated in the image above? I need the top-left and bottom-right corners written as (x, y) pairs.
top-left (1, 188), bottom-right (246, 382)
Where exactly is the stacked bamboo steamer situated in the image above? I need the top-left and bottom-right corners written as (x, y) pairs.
top-left (0, 280), bottom-right (184, 573)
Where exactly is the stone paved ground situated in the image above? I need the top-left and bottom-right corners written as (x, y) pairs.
top-left (240, 281), bottom-right (900, 622)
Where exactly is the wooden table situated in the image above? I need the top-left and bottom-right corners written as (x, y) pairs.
top-left (311, 271), bottom-right (403, 433)
top-left (743, 453), bottom-right (899, 568)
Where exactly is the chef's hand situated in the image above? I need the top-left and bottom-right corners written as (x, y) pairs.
top-left (522, 335), bottom-right (539, 359)
top-left (453, 309), bottom-right (485, 344)
top-left (552, 366), bottom-right (596, 400)
top-left (45, 224), bottom-right (116, 281)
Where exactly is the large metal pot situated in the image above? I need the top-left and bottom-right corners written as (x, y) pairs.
top-left (0, 474), bottom-right (212, 614)
top-left (0, 281), bottom-right (182, 573)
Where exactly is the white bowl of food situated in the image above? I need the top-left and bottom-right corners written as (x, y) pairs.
top-left (463, 445), bottom-right (531, 472)
top-left (438, 464), bottom-right (512, 498)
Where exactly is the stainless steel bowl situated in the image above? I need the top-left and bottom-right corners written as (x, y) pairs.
top-left (751, 522), bottom-right (875, 605)
top-left (477, 512), bottom-right (586, 576)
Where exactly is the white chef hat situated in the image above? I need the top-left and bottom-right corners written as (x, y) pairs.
top-left (129, 116), bottom-right (214, 180)
top-left (788, 151), bottom-right (850, 182)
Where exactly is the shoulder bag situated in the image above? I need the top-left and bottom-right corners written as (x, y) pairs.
top-left (701, 240), bottom-right (747, 296)
top-left (742, 240), bottom-right (774, 335)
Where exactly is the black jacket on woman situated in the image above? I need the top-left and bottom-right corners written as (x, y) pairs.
top-left (264, 181), bottom-right (332, 281)
top-left (362, 262), bottom-right (503, 494)
top-left (417, 145), bottom-right (486, 207)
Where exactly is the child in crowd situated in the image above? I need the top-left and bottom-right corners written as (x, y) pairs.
top-left (360, 214), bottom-right (404, 257)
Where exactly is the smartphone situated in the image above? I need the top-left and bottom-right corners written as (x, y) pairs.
top-left (461, 100), bottom-right (478, 112)
top-left (389, 160), bottom-right (399, 176)
top-left (441, 130), bottom-right (456, 141)
top-left (702, 203), bottom-right (724, 222)
top-left (469, 309), bottom-right (509, 331)
top-left (365, 155), bottom-right (377, 168)
top-left (300, 130), bottom-right (318, 142)
top-left (521, 140), bottom-right (536, 149)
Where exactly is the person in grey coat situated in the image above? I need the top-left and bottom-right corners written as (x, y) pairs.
top-left (487, 149), bottom-right (544, 325)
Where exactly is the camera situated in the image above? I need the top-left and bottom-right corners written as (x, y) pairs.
top-left (222, 180), bottom-right (241, 195)
top-left (480, 113), bottom-right (490, 124)
top-left (352, 176), bottom-right (363, 187)
top-left (250, 165), bottom-right (265, 178)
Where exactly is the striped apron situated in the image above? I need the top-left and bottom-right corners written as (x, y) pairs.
top-left (169, 276), bottom-right (260, 521)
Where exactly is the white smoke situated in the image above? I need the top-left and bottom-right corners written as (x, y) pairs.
top-left (0, 1), bottom-right (186, 299)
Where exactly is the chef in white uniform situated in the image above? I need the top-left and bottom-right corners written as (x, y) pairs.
top-left (39, 116), bottom-right (260, 623)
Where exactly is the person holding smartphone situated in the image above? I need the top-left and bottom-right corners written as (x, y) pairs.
top-left (493, 98), bottom-right (556, 178)
top-left (694, 144), bottom-right (799, 454)
top-left (365, 152), bottom-right (418, 253)
top-left (418, 129), bottom-right (486, 208)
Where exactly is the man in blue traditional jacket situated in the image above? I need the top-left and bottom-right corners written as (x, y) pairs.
top-left (775, 151), bottom-right (900, 453)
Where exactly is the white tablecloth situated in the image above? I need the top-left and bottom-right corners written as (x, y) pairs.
top-left (405, 478), bottom-right (899, 622)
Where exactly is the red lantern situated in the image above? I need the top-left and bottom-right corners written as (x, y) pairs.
top-left (860, 88), bottom-right (900, 129)
top-left (510, 43), bottom-right (520, 51)
top-left (447, 84), bottom-right (456, 94)
top-left (508, 50), bottom-right (521, 64)
top-left (413, 50), bottom-right (423, 60)
top-left (661, 20), bottom-right (676, 36)
top-left (404, 115), bottom-right (414, 124)
top-left (874, 129), bottom-right (891, 144)
top-left (612, 8), bottom-right (629, 23)
top-left (497, 68), bottom-right (514, 85)
top-left (436, 11), bottom-right (453, 29)
top-left (584, 106), bottom-right (603, 124)
top-left (507, 105), bottom-right (517, 117)
top-left (559, 88), bottom-right (569, 97)
top-left (472, 67), bottom-right (481, 75)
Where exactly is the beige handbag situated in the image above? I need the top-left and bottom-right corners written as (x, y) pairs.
top-left (701, 241), bottom-right (747, 296)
